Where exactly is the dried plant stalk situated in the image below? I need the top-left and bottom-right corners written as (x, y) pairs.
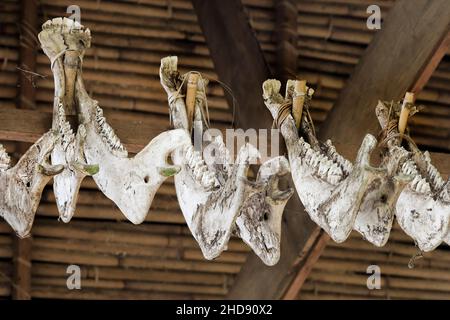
top-left (398, 92), bottom-right (415, 138)
top-left (186, 73), bottom-right (199, 131)
top-left (292, 80), bottom-right (307, 129)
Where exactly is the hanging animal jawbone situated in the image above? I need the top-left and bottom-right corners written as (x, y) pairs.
top-left (262, 79), bottom-right (381, 243)
top-left (81, 113), bottom-right (191, 224)
top-left (159, 56), bottom-right (293, 264)
top-left (38, 17), bottom-right (98, 223)
top-left (0, 132), bottom-right (63, 237)
top-left (74, 65), bottom-right (191, 224)
top-left (172, 138), bottom-right (260, 260)
top-left (396, 155), bottom-right (450, 252)
top-left (354, 128), bottom-right (411, 247)
top-left (234, 156), bottom-right (293, 266)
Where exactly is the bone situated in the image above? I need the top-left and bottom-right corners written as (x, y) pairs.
top-left (39, 18), bottom-right (98, 223)
top-left (0, 131), bottom-right (59, 237)
top-left (75, 72), bottom-right (191, 224)
top-left (353, 145), bottom-right (410, 247)
top-left (376, 98), bottom-right (450, 251)
top-left (160, 57), bottom-right (292, 264)
top-left (351, 102), bottom-right (412, 247)
top-left (235, 156), bottom-right (293, 266)
top-left (263, 79), bottom-right (380, 243)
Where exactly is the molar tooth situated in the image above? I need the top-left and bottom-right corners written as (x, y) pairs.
top-left (318, 160), bottom-right (329, 176)
top-left (416, 178), bottom-right (428, 193)
top-left (409, 176), bottom-right (419, 190)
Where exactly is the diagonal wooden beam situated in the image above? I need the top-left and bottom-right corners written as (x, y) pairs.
top-left (191, 0), bottom-right (273, 131)
top-left (228, 0), bottom-right (450, 299)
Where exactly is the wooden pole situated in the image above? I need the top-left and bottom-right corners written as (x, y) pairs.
top-left (12, 0), bottom-right (38, 300)
top-left (275, 0), bottom-right (298, 85)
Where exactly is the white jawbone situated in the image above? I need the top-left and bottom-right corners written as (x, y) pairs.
top-left (76, 75), bottom-right (191, 224)
top-left (263, 79), bottom-right (382, 243)
top-left (160, 57), bottom-right (293, 264)
top-left (0, 133), bottom-right (63, 237)
top-left (39, 17), bottom-right (98, 223)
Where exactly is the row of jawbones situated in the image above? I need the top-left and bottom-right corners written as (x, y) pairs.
top-left (1, 18), bottom-right (449, 267)
top-left (0, 18), bottom-right (292, 266)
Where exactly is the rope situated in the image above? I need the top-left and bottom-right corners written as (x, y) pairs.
top-left (272, 89), bottom-right (317, 144)
top-left (168, 71), bottom-right (210, 130)
top-left (272, 100), bottom-right (292, 129)
top-left (377, 102), bottom-right (422, 155)
top-left (50, 48), bottom-right (82, 72)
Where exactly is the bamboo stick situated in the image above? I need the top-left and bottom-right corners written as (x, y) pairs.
top-left (31, 286), bottom-right (191, 300)
top-left (121, 256), bottom-right (241, 274)
top-left (125, 281), bottom-right (227, 295)
top-left (398, 92), bottom-right (415, 137)
top-left (32, 263), bottom-right (230, 286)
top-left (185, 72), bottom-right (199, 131)
top-left (32, 277), bottom-right (125, 290)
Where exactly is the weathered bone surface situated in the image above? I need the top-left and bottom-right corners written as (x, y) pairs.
top-left (160, 57), bottom-right (293, 263)
top-left (353, 103), bottom-right (412, 247)
top-left (263, 79), bottom-right (381, 243)
top-left (39, 18), bottom-right (99, 222)
top-left (376, 100), bottom-right (450, 251)
top-left (0, 134), bottom-right (63, 237)
top-left (59, 31), bottom-right (191, 224)
top-left (234, 156), bottom-right (294, 265)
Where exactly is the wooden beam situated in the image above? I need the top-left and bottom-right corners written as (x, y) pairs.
top-left (275, 0), bottom-right (298, 85)
top-left (319, 0), bottom-right (450, 155)
top-left (229, 0), bottom-right (450, 299)
top-left (191, 0), bottom-right (273, 131)
top-left (0, 108), bottom-right (172, 154)
top-left (12, 0), bottom-right (38, 300)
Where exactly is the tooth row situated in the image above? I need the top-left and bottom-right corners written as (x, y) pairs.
top-left (401, 160), bottom-right (430, 194)
top-left (184, 145), bottom-right (216, 190)
top-left (411, 175), bottom-right (431, 194)
top-left (211, 137), bottom-right (231, 173)
top-left (401, 160), bottom-right (418, 176)
top-left (297, 137), bottom-right (344, 185)
top-left (57, 103), bottom-right (75, 150)
top-left (95, 106), bottom-right (128, 155)
top-left (0, 144), bottom-right (11, 171)
top-left (325, 139), bottom-right (353, 176)
top-left (401, 155), bottom-right (445, 195)
top-left (425, 160), bottom-right (445, 191)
